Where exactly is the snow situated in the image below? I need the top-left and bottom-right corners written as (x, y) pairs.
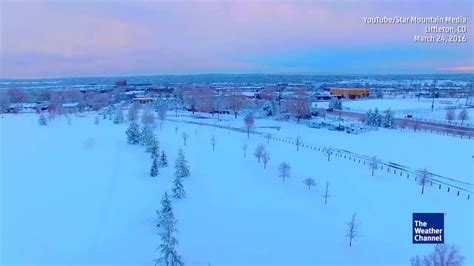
top-left (1, 112), bottom-right (472, 265)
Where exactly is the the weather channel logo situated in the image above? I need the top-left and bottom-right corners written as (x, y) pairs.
top-left (413, 213), bottom-right (444, 244)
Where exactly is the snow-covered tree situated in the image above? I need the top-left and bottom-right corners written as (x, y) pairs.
top-left (155, 192), bottom-right (183, 266)
top-left (147, 135), bottom-right (159, 154)
top-left (329, 97), bottom-right (342, 110)
top-left (159, 151), bottom-right (168, 167)
top-left (174, 149), bottom-right (190, 178)
top-left (94, 116), bottom-right (100, 126)
top-left (303, 178), bottom-right (316, 190)
top-left (210, 135), bottom-right (216, 151)
top-left (113, 109), bottom-right (124, 124)
top-left (254, 144), bottom-right (265, 163)
top-left (126, 121), bottom-right (140, 144)
top-left (278, 162), bottom-right (291, 183)
top-left (261, 101), bottom-right (274, 117)
top-left (458, 109), bottom-right (469, 125)
top-left (295, 136), bottom-right (302, 151)
top-left (418, 168), bottom-right (430, 194)
top-left (140, 125), bottom-right (154, 146)
top-left (150, 157), bottom-right (159, 177)
top-left (38, 113), bottom-right (47, 126)
top-left (182, 132), bottom-right (188, 146)
top-left (445, 109), bottom-right (455, 124)
top-left (410, 244), bottom-right (464, 266)
top-left (172, 175), bottom-right (185, 199)
top-left (382, 109), bottom-right (397, 128)
top-left (262, 151), bottom-right (271, 169)
top-left (346, 213), bottom-right (359, 247)
top-left (369, 156), bottom-right (379, 176)
top-left (244, 113), bottom-right (255, 138)
top-left (242, 143), bottom-right (248, 158)
top-left (323, 181), bottom-right (330, 205)
top-left (365, 108), bottom-right (382, 127)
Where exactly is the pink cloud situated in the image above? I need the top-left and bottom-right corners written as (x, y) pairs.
top-left (436, 66), bottom-right (474, 72)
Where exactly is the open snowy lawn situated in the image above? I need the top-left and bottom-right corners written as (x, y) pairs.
top-left (175, 112), bottom-right (473, 184)
top-left (1, 113), bottom-right (472, 265)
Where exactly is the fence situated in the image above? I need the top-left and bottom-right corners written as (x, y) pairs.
top-left (168, 118), bottom-right (473, 200)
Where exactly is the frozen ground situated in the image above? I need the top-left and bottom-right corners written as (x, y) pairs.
top-left (1, 112), bottom-right (472, 265)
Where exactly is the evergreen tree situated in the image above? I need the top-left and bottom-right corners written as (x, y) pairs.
top-left (140, 125), bottom-right (154, 146)
top-left (174, 149), bottom-right (190, 178)
top-left (149, 138), bottom-right (160, 159)
top-left (373, 108), bottom-right (382, 127)
top-left (150, 157), bottom-right (159, 177)
top-left (146, 135), bottom-right (159, 153)
top-left (159, 151), bottom-right (168, 167)
top-left (126, 121), bottom-right (140, 144)
top-left (155, 192), bottom-right (183, 266)
top-left (172, 176), bottom-right (185, 199)
top-left (329, 97), bottom-right (342, 110)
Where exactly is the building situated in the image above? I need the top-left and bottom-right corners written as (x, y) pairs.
top-left (329, 88), bottom-right (369, 99)
top-left (133, 97), bottom-right (155, 104)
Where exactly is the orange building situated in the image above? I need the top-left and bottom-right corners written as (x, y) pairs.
top-left (329, 88), bottom-right (369, 99)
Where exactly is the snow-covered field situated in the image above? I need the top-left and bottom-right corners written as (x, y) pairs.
top-left (317, 98), bottom-right (474, 124)
top-left (1, 112), bottom-right (472, 265)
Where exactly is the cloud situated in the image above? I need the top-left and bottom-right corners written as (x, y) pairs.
top-left (0, 0), bottom-right (473, 78)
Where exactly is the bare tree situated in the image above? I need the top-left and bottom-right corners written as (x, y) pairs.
top-left (410, 244), bottom-right (464, 266)
top-left (142, 108), bottom-right (156, 126)
top-left (323, 181), bottom-right (330, 205)
top-left (128, 102), bottom-right (140, 121)
top-left (265, 133), bottom-right (272, 144)
top-left (303, 178), bottom-right (316, 190)
top-left (262, 151), bottom-right (271, 169)
top-left (7, 88), bottom-right (29, 103)
top-left (324, 147), bottom-right (334, 162)
top-left (287, 88), bottom-right (310, 122)
top-left (346, 213), bottom-right (359, 247)
top-left (158, 106), bottom-right (167, 128)
top-left (295, 136), bottom-right (302, 151)
top-left (445, 109), bottom-right (455, 124)
top-left (0, 91), bottom-right (10, 113)
top-left (418, 168), bottom-right (430, 194)
top-left (210, 135), bottom-right (216, 151)
top-left (458, 109), bottom-right (469, 125)
top-left (369, 156), bottom-right (379, 176)
top-left (242, 143), bottom-right (248, 158)
top-left (254, 144), bottom-right (265, 163)
top-left (228, 92), bottom-right (244, 118)
top-left (278, 162), bottom-right (291, 183)
top-left (182, 132), bottom-right (188, 146)
top-left (244, 113), bottom-right (255, 138)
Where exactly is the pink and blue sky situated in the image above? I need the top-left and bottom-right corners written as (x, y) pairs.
top-left (0, 0), bottom-right (473, 78)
